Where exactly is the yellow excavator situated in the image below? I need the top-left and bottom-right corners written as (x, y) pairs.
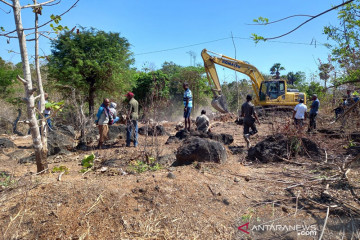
top-left (201, 49), bottom-right (306, 113)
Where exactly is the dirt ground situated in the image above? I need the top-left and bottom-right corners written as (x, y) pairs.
top-left (0, 111), bottom-right (360, 240)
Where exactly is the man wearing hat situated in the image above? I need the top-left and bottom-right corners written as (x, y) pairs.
top-left (125, 92), bottom-right (139, 147)
top-left (308, 94), bottom-right (320, 132)
top-left (241, 94), bottom-right (260, 148)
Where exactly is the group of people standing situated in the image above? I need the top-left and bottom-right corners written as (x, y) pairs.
top-left (95, 92), bottom-right (138, 149)
top-left (292, 94), bottom-right (320, 132)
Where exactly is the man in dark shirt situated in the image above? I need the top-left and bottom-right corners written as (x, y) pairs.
top-left (308, 94), bottom-right (320, 132)
top-left (241, 94), bottom-right (260, 148)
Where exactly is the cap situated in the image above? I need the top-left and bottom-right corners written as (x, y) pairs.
top-left (312, 94), bottom-right (317, 98)
top-left (125, 92), bottom-right (134, 98)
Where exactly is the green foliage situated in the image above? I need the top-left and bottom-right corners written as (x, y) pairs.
top-left (297, 81), bottom-right (325, 100)
top-left (132, 70), bottom-right (170, 107)
top-left (0, 172), bottom-right (16, 187)
top-left (221, 79), bottom-right (252, 111)
top-left (251, 33), bottom-right (266, 44)
top-left (45, 100), bottom-right (64, 111)
top-left (253, 16), bottom-right (269, 24)
top-left (286, 71), bottom-right (305, 86)
top-left (0, 26), bottom-right (5, 32)
top-left (51, 165), bottom-right (69, 174)
top-left (80, 154), bottom-right (95, 172)
top-left (270, 63), bottom-right (285, 75)
top-left (47, 27), bottom-right (135, 114)
top-left (323, 0), bottom-right (360, 86)
top-left (0, 57), bottom-right (22, 103)
top-left (127, 157), bottom-right (162, 174)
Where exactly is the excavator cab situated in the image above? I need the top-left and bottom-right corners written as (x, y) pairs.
top-left (259, 81), bottom-right (286, 100)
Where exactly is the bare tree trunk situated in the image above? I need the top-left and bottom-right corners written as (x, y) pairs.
top-left (89, 80), bottom-right (96, 117)
top-left (12, 0), bottom-right (47, 172)
top-left (34, 0), bottom-right (48, 159)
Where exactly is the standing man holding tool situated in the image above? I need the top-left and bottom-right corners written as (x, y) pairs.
top-left (241, 94), bottom-right (260, 149)
top-left (183, 82), bottom-right (193, 131)
top-left (125, 92), bottom-right (139, 147)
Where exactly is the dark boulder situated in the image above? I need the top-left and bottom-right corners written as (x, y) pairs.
top-left (166, 129), bottom-right (233, 145)
top-left (174, 137), bottom-right (227, 165)
top-left (108, 124), bottom-right (127, 140)
top-left (247, 134), bottom-right (324, 163)
top-left (47, 131), bottom-right (75, 155)
top-left (0, 138), bottom-right (16, 148)
top-left (138, 125), bottom-right (168, 136)
top-left (56, 124), bottom-right (76, 138)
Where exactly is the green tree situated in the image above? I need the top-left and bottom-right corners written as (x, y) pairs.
top-left (0, 57), bottom-right (21, 97)
top-left (286, 71), bottom-right (305, 86)
top-left (318, 63), bottom-right (333, 88)
top-left (323, 0), bottom-right (360, 86)
top-left (132, 70), bottom-right (169, 113)
top-left (270, 63), bottom-right (285, 78)
top-left (47, 27), bottom-right (135, 116)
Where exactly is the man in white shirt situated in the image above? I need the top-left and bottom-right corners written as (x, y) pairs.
top-left (293, 98), bottom-right (307, 130)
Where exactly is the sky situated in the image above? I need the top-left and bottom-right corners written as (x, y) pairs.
top-left (0, 0), bottom-right (344, 84)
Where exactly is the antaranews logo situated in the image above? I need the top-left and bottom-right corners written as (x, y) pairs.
top-left (238, 222), bottom-right (318, 236)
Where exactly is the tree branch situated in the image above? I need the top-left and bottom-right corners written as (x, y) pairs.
top-left (0, 0), bottom-right (79, 37)
top-left (261, 0), bottom-right (355, 41)
top-left (0, 0), bottom-right (13, 8)
top-left (17, 75), bottom-right (28, 85)
top-left (248, 14), bottom-right (314, 26)
top-left (21, 0), bottom-right (57, 9)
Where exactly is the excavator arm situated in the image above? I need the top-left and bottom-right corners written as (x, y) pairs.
top-left (201, 49), bottom-right (265, 112)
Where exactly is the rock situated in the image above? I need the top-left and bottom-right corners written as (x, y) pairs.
top-left (19, 155), bottom-right (35, 164)
top-left (99, 166), bottom-right (108, 172)
top-left (247, 134), bottom-right (324, 163)
top-left (8, 149), bottom-right (32, 161)
top-left (175, 122), bottom-right (184, 131)
top-left (108, 124), bottom-right (127, 140)
top-left (47, 131), bottom-right (75, 156)
top-left (174, 137), bottom-right (227, 165)
top-left (165, 136), bottom-right (180, 145)
top-left (0, 138), bottom-right (16, 148)
top-left (56, 124), bottom-right (76, 138)
top-left (157, 154), bottom-right (176, 167)
top-left (167, 172), bottom-right (176, 179)
top-left (208, 132), bottom-right (234, 145)
top-left (234, 177), bottom-right (240, 182)
top-left (166, 130), bottom-right (233, 145)
top-left (222, 199), bottom-right (230, 205)
top-left (138, 125), bottom-right (168, 136)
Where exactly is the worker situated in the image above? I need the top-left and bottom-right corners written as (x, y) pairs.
top-left (125, 92), bottom-right (139, 147)
top-left (241, 94), bottom-right (260, 148)
top-left (196, 110), bottom-right (210, 133)
top-left (293, 99), bottom-right (307, 131)
top-left (95, 98), bottom-right (112, 149)
top-left (308, 94), bottom-right (320, 133)
top-left (183, 82), bottom-right (193, 131)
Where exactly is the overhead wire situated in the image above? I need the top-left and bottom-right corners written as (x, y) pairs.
top-left (134, 36), bottom-right (327, 56)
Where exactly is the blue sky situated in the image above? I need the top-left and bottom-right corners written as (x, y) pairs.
top-left (0, 0), bottom-right (343, 84)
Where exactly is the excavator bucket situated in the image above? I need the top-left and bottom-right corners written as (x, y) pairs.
top-left (211, 94), bottom-right (229, 113)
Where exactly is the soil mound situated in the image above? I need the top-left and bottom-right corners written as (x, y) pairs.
top-left (247, 134), bottom-right (324, 163)
top-left (174, 137), bottom-right (227, 165)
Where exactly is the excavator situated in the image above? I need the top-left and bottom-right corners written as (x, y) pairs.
top-left (201, 49), bottom-right (306, 113)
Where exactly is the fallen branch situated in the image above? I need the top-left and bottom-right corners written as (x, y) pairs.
top-left (319, 206), bottom-right (330, 240)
